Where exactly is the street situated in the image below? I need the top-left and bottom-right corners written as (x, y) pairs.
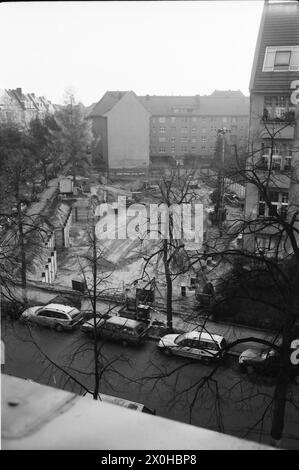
top-left (2, 315), bottom-right (299, 449)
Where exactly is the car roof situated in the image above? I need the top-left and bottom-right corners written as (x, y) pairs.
top-left (42, 304), bottom-right (76, 314)
top-left (106, 316), bottom-right (144, 328)
top-left (183, 331), bottom-right (224, 343)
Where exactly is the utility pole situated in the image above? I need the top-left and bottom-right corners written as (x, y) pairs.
top-left (215, 127), bottom-right (230, 236)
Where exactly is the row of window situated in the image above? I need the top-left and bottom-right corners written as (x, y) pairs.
top-left (152, 126), bottom-right (245, 135)
top-left (158, 136), bottom-right (208, 143)
top-left (153, 116), bottom-right (244, 124)
top-left (157, 145), bottom-right (212, 153)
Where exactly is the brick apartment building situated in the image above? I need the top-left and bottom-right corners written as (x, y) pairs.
top-left (244, 0), bottom-right (299, 254)
top-left (89, 90), bottom-right (249, 171)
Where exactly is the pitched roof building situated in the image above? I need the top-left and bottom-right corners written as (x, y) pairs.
top-left (89, 90), bottom-right (249, 170)
top-left (0, 87), bottom-right (55, 125)
top-left (244, 0), bottom-right (299, 255)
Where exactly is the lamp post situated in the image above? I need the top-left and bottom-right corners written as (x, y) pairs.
top-left (216, 127), bottom-right (231, 236)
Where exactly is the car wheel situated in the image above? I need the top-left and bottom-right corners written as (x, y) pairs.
top-left (55, 324), bottom-right (63, 333)
top-left (163, 348), bottom-right (172, 356)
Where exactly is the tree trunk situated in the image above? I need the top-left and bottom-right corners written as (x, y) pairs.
top-left (17, 203), bottom-right (27, 295)
top-left (92, 221), bottom-right (100, 400)
top-left (163, 240), bottom-right (173, 332)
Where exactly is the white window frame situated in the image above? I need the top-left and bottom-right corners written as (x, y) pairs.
top-left (159, 117), bottom-right (166, 123)
top-left (262, 45), bottom-right (299, 72)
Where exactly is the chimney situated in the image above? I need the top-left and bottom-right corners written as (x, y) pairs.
top-left (16, 88), bottom-right (22, 96)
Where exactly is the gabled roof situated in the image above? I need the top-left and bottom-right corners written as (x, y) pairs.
top-left (249, 1), bottom-right (299, 93)
top-left (90, 90), bottom-right (249, 118)
top-left (88, 91), bottom-right (128, 117)
top-left (139, 91), bottom-right (249, 116)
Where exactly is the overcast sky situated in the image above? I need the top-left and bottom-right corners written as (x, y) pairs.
top-left (0, 1), bottom-right (264, 106)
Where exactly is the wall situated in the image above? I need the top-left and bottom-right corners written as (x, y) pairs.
top-left (91, 116), bottom-right (108, 169)
top-left (106, 92), bottom-right (150, 169)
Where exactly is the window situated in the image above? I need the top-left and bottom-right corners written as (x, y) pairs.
top-left (53, 312), bottom-right (68, 320)
top-left (171, 145), bottom-right (175, 153)
top-left (171, 137), bottom-right (176, 142)
top-left (159, 117), bottom-right (166, 123)
top-left (171, 126), bottom-right (176, 132)
top-left (263, 46), bottom-right (299, 72)
top-left (181, 126), bottom-right (188, 134)
top-left (284, 156), bottom-right (292, 170)
top-left (192, 127), bottom-right (196, 133)
top-left (159, 146), bottom-right (166, 153)
top-left (201, 136), bottom-right (207, 142)
top-left (191, 138), bottom-right (197, 143)
top-left (37, 310), bottom-right (53, 318)
top-left (159, 137), bottom-right (166, 142)
top-left (152, 126), bottom-right (156, 134)
top-left (181, 136), bottom-right (187, 142)
top-left (258, 191), bottom-right (288, 219)
top-left (181, 145), bottom-right (188, 152)
top-left (256, 236), bottom-right (278, 255)
top-left (191, 146), bottom-right (196, 153)
top-left (263, 95), bottom-right (294, 120)
top-left (159, 127), bottom-right (166, 133)
top-left (171, 117), bottom-right (176, 123)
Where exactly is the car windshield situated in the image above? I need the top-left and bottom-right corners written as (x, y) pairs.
top-left (174, 333), bottom-right (187, 344)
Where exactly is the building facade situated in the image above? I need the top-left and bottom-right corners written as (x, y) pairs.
top-left (0, 87), bottom-right (55, 125)
top-left (244, 0), bottom-right (299, 254)
top-left (89, 90), bottom-right (249, 171)
top-left (88, 91), bottom-right (150, 170)
top-left (139, 91), bottom-right (249, 167)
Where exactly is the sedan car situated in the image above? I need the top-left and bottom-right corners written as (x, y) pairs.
top-left (239, 347), bottom-right (279, 374)
top-left (158, 331), bottom-right (226, 363)
top-left (81, 315), bottom-right (149, 346)
top-left (21, 303), bottom-right (84, 331)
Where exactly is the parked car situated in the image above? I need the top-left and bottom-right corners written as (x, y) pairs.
top-left (83, 391), bottom-right (155, 414)
top-left (239, 347), bottom-right (279, 374)
top-left (158, 331), bottom-right (227, 363)
top-left (21, 303), bottom-right (84, 331)
top-left (81, 315), bottom-right (148, 346)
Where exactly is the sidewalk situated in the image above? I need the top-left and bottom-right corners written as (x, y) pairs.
top-left (26, 178), bottom-right (59, 219)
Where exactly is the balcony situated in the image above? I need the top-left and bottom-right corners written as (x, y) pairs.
top-left (260, 108), bottom-right (296, 139)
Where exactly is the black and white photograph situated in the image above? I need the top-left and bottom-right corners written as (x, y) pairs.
top-left (1, 0), bottom-right (299, 454)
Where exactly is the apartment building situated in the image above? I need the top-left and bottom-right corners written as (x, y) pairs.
top-left (88, 91), bottom-right (150, 170)
top-left (89, 90), bottom-right (249, 171)
top-left (0, 88), bottom-right (55, 125)
top-left (244, 0), bottom-right (299, 254)
top-left (139, 91), bottom-right (249, 167)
